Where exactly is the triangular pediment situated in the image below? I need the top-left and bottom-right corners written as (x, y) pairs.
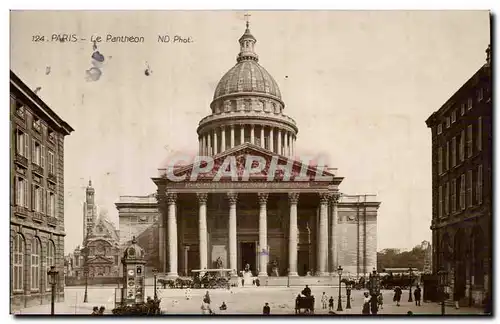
top-left (164, 143), bottom-right (335, 183)
top-left (87, 255), bottom-right (114, 265)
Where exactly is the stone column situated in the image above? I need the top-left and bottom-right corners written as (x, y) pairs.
top-left (184, 246), bottom-right (189, 276)
top-left (227, 193), bottom-right (238, 276)
top-left (221, 127), bottom-right (226, 153)
top-left (159, 200), bottom-right (165, 272)
top-left (213, 129), bottom-right (218, 155)
top-left (197, 193), bottom-right (208, 272)
top-left (286, 132), bottom-right (290, 156)
top-left (204, 134), bottom-right (208, 155)
top-left (269, 127), bottom-right (274, 153)
top-left (250, 125), bottom-right (255, 144)
top-left (240, 125), bottom-right (245, 145)
top-left (330, 193), bottom-right (340, 274)
top-left (317, 193), bottom-right (329, 276)
top-left (207, 133), bottom-right (212, 156)
top-left (260, 126), bottom-right (265, 149)
top-left (291, 135), bottom-right (295, 156)
top-left (277, 129), bottom-right (282, 155)
top-left (288, 192), bottom-right (299, 276)
top-left (230, 125), bottom-right (235, 148)
top-left (201, 136), bottom-right (205, 155)
top-left (258, 193), bottom-right (269, 276)
top-left (167, 193), bottom-right (178, 277)
top-left (199, 137), bottom-right (202, 156)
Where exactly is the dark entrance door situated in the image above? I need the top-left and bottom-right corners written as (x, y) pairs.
top-left (241, 242), bottom-right (256, 275)
top-left (298, 250), bottom-right (310, 276)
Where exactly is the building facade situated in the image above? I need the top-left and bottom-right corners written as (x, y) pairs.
top-left (149, 22), bottom-right (381, 279)
top-left (10, 71), bottom-right (74, 311)
top-left (426, 45), bottom-right (492, 306)
top-left (68, 181), bottom-right (121, 279)
top-left (116, 194), bottom-right (160, 276)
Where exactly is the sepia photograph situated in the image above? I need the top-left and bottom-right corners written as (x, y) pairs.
top-left (8, 10), bottom-right (492, 316)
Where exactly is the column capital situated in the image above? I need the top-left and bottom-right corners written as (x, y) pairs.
top-left (227, 192), bottom-right (238, 204)
top-left (257, 192), bottom-right (269, 205)
top-left (230, 124), bottom-right (235, 129)
top-left (251, 124), bottom-right (255, 129)
top-left (330, 192), bottom-right (342, 205)
top-left (288, 192), bottom-right (300, 204)
top-left (166, 193), bottom-right (177, 205)
top-left (196, 193), bottom-right (208, 204)
top-left (319, 192), bottom-right (330, 204)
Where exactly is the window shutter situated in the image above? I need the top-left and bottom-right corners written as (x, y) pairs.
top-left (41, 145), bottom-right (45, 168)
top-left (24, 180), bottom-right (29, 208)
top-left (32, 139), bottom-right (36, 164)
top-left (24, 134), bottom-right (29, 159)
top-left (31, 184), bottom-right (35, 211)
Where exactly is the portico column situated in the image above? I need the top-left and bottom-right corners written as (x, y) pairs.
top-left (227, 193), bottom-right (238, 276)
top-left (201, 136), bottom-right (206, 155)
top-left (286, 132), bottom-right (291, 156)
top-left (277, 129), bottom-right (282, 155)
top-left (167, 193), bottom-right (178, 277)
top-left (288, 192), bottom-right (299, 276)
top-left (199, 137), bottom-right (202, 156)
top-left (159, 197), bottom-right (166, 272)
top-left (240, 125), bottom-right (245, 144)
top-left (204, 134), bottom-right (208, 155)
top-left (317, 193), bottom-right (329, 276)
top-left (250, 125), bottom-right (255, 144)
top-left (197, 193), bottom-right (208, 272)
top-left (230, 125), bottom-right (235, 148)
top-left (269, 127), bottom-right (274, 153)
top-left (213, 129), bottom-right (218, 155)
top-left (291, 135), bottom-right (295, 156)
top-left (207, 133), bottom-right (212, 156)
top-left (330, 193), bottom-right (340, 274)
top-left (221, 126), bottom-right (226, 152)
top-left (260, 126), bottom-right (265, 149)
top-left (258, 193), bottom-right (269, 277)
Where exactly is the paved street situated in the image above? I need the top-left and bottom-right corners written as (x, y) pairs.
top-left (14, 286), bottom-right (485, 315)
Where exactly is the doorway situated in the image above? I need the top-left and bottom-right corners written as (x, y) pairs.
top-left (240, 242), bottom-right (256, 275)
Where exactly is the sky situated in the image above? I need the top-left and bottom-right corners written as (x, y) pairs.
top-left (9, 10), bottom-right (490, 254)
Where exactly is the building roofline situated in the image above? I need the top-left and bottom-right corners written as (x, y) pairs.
top-left (10, 70), bottom-right (75, 135)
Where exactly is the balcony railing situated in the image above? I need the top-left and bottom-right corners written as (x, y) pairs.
top-left (47, 216), bottom-right (58, 226)
top-left (33, 212), bottom-right (43, 222)
top-left (14, 153), bottom-right (28, 167)
top-left (48, 172), bottom-right (57, 183)
top-left (13, 205), bottom-right (28, 217)
top-left (32, 163), bottom-right (44, 175)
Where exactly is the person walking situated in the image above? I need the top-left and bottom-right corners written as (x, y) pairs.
top-left (263, 302), bottom-right (271, 315)
top-left (362, 292), bottom-right (371, 315)
top-left (377, 292), bottom-right (384, 310)
top-left (414, 285), bottom-right (422, 306)
top-left (91, 306), bottom-right (99, 315)
top-left (328, 296), bottom-right (334, 312)
top-left (321, 292), bottom-right (328, 309)
top-left (393, 286), bottom-right (402, 306)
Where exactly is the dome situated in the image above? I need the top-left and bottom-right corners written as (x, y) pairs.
top-left (213, 61), bottom-right (281, 101)
top-left (122, 236), bottom-right (145, 261)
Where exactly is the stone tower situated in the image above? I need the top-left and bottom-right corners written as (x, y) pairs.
top-left (83, 179), bottom-right (98, 239)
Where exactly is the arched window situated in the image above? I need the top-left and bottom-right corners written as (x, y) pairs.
top-left (31, 237), bottom-right (41, 291)
top-left (13, 234), bottom-right (25, 292)
top-left (46, 240), bottom-right (55, 291)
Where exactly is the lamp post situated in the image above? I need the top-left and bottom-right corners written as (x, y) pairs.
top-left (82, 245), bottom-right (89, 303)
top-left (152, 268), bottom-right (158, 300)
top-left (287, 268), bottom-right (290, 288)
top-left (438, 267), bottom-right (448, 316)
top-left (408, 266), bottom-right (413, 302)
top-left (47, 266), bottom-right (58, 315)
top-left (337, 266), bottom-right (343, 312)
top-left (346, 282), bottom-right (352, 309)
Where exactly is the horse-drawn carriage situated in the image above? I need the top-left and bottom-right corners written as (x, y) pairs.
top-left (295, 295), bottom-right (315, 314)
top-left (157, 277), bottom-right (193, 289)
top-left (191, 269), bottom-right (231, 289)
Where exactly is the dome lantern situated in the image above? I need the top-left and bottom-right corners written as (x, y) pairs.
top-left (237, 15), bottom-right (258, 63)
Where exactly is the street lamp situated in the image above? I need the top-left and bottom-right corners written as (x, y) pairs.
top-left (438, 267), bottom-right (448, 316)
top-left (337, 266), bottom-right (343, 312)
top-left (345, 282), bottom-right (352, 309)
top-left (152, 268), bottom-right (158, 300)
top-left (408, 266), bottom-right (413, 302)
top-left (47, 266), bottom-right (58, 315)
top-left (82, 246), bottom-right (89, 303)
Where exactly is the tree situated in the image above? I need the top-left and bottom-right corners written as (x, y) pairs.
top-left (377, 242), bottom-right (429, 272)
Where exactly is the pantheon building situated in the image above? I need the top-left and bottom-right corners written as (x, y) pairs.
top-left (120, 22), bottom-right (381, 281)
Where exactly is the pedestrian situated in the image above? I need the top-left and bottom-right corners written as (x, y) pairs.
top-left (407, 311), bottom-right (413, 315)
top-left (414, 285), bottom-right (422, 306)
top-left (370, 294), bottom-right (379, 315)
top-left (328, 296), bottom-right (334, 311)
top-left (362, 292), bottom-right (371, 315)
top-left (201, 291), bottom-right (212, 315)
top-left (185, 287), bottom-right (192, 300)
top-left (377, 292), bottom-right (384, 310)
top-left (302, 285), bottom-right (312, 297)
top-left (219, 301), bottom-right (227, 311)
top-left (98, 306), bottom-right (105, 315)
top-left (393, 286), bottom-right (402, 306)
top-left (91, 306), bottom-right (99, 315)
top-left (263, 302), bottom-right (271, 315)
top-left (321, 292), bottom-right (328, 309)
top-left (454, 285), bottom-right (465, 309)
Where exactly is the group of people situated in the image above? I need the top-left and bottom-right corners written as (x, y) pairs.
top-left (392, 285), bottom-right (422, 307)
top-left (90, 306), bottom-right (106, 315)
